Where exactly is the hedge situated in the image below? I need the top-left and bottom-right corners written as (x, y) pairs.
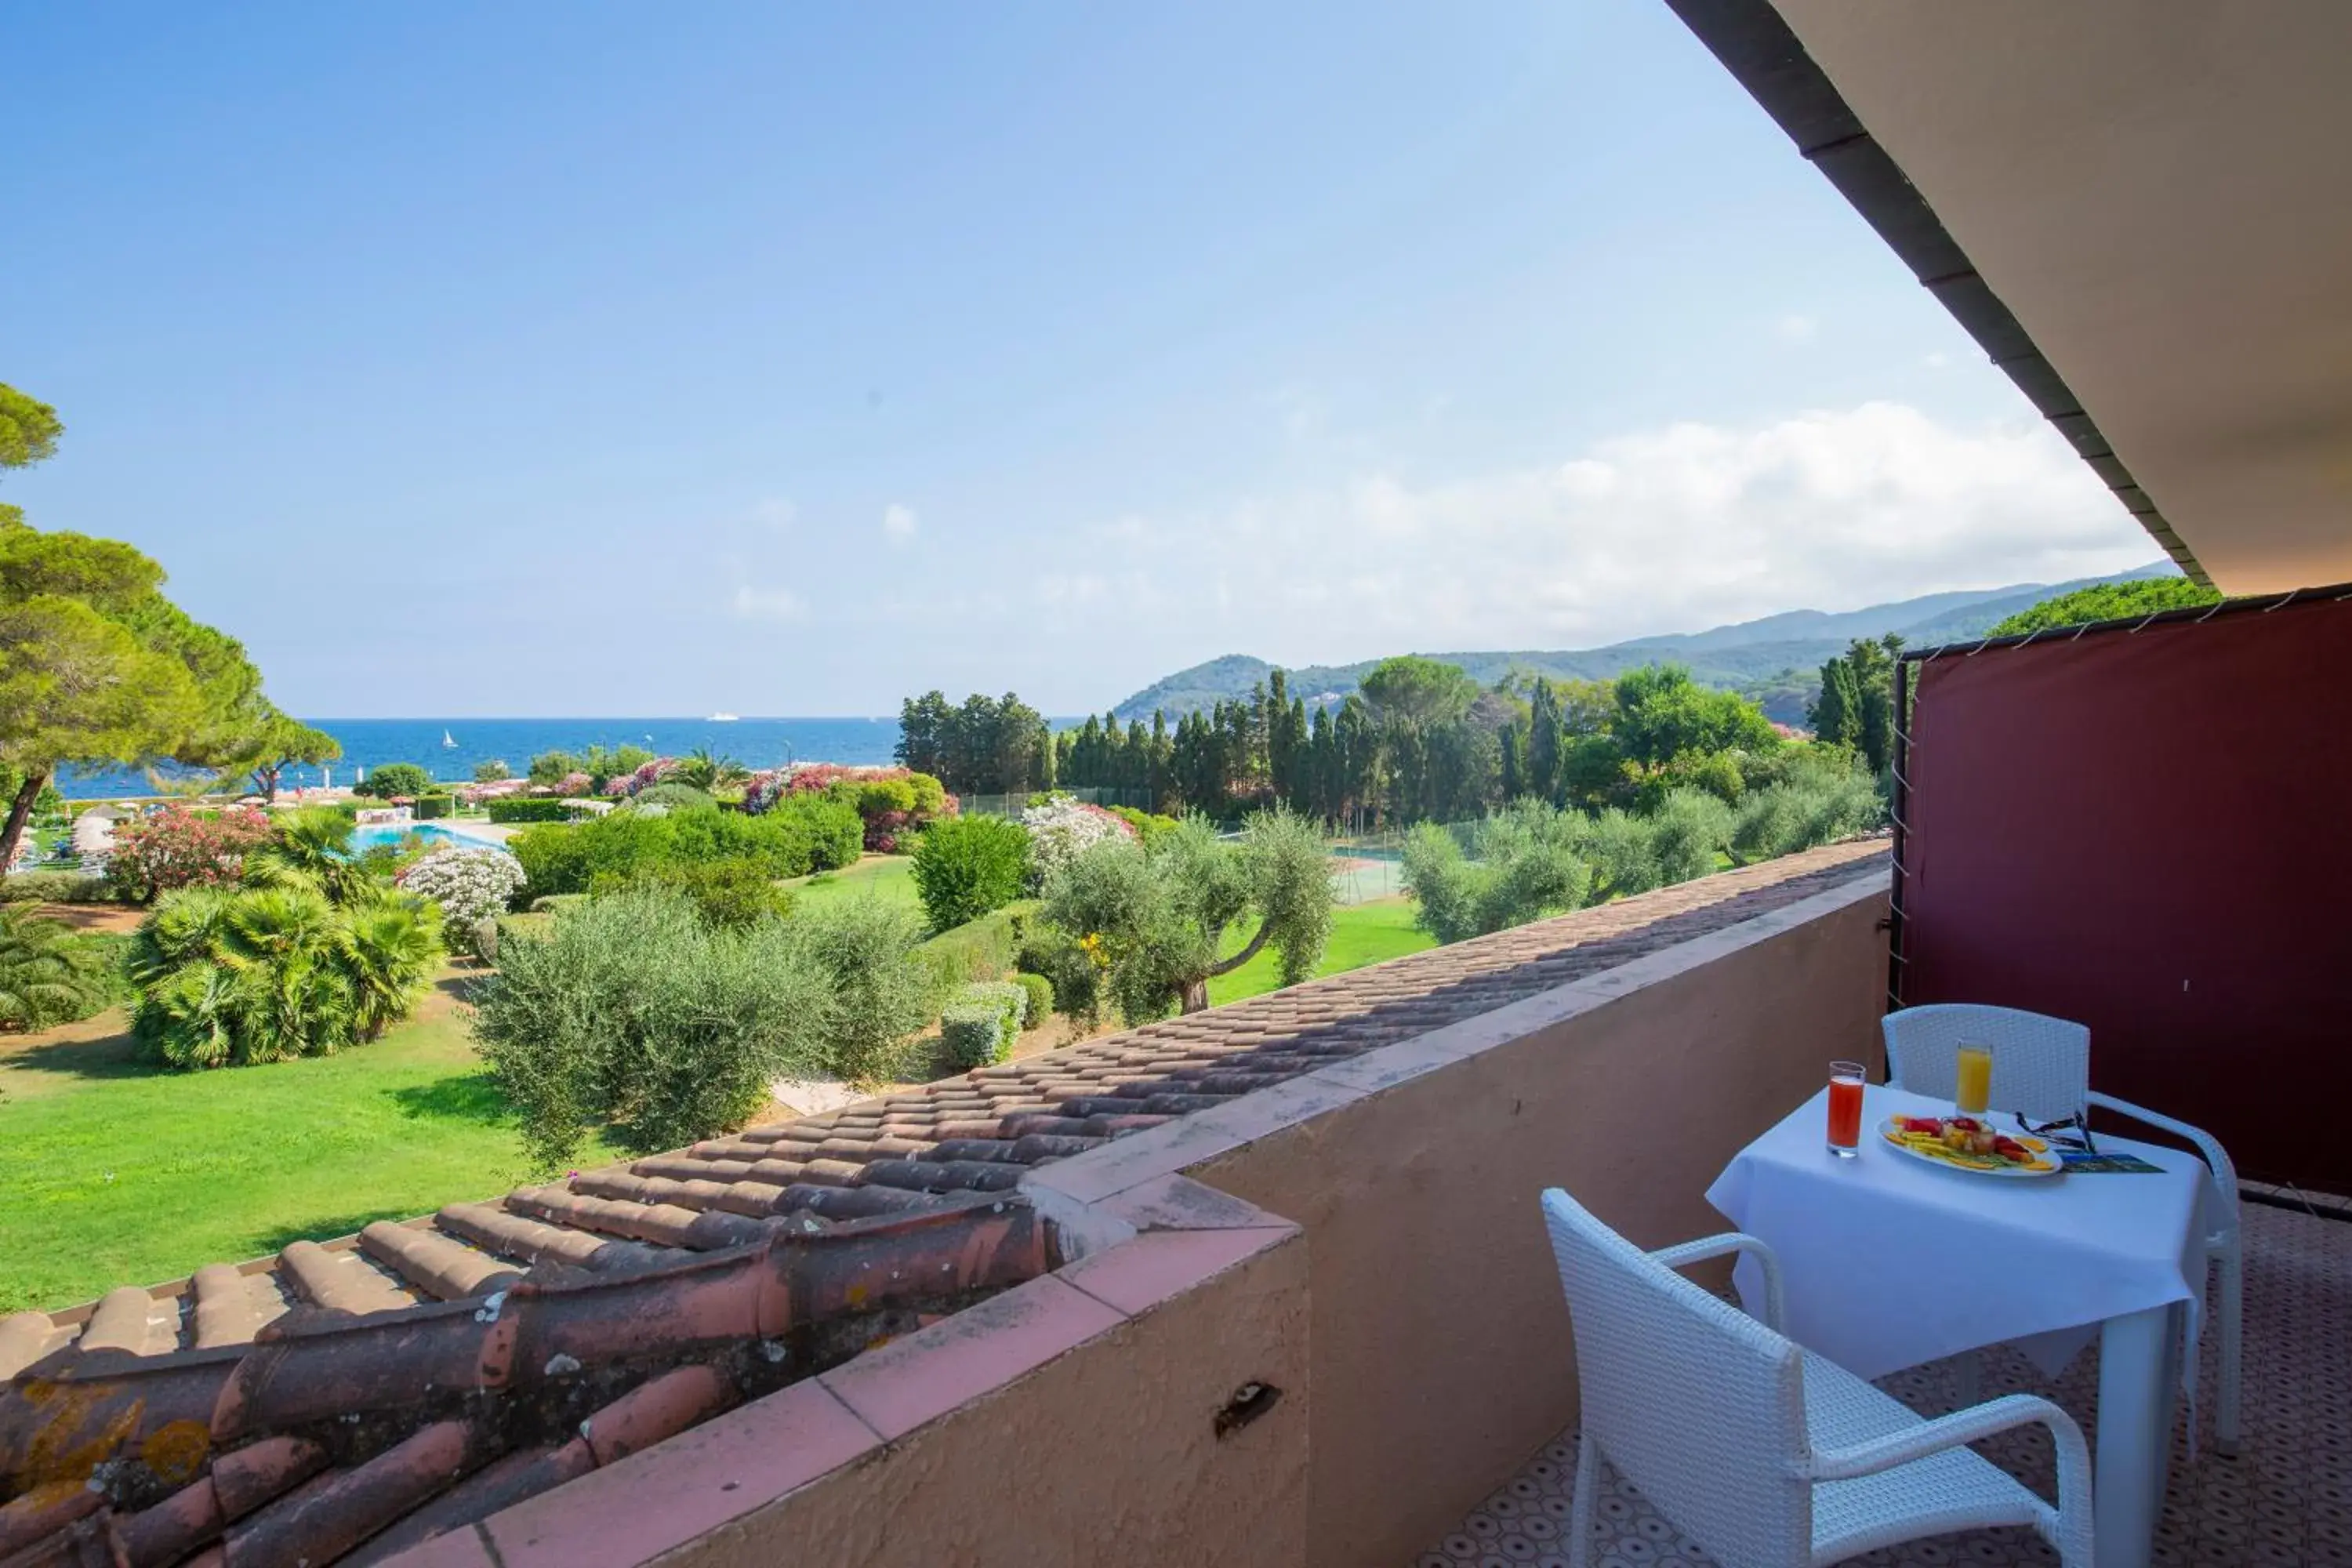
top-left (510, 796), bottom-right (860, 898)
top-left (939, 1004), bottom-right (1008, 1071)
top-left (0, 870), bottom-right (119, 905)
top-left (1011, 972), bottom-right (1054, 1029)
top-left (487, 798), bottom-right (578, 824)
top-left (413, 794), bottom-right (455, 820)
top-left (915, 899), bottom-right (1037, 994)
top-left (940, 980), bottom-right (1024, 1070)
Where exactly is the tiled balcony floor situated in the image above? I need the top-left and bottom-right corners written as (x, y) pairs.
top-left (1421, 1202), bottom-right (2352, 1568)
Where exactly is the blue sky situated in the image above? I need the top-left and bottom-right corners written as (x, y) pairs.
top-left (2, 2), bottom-right (2157, 717)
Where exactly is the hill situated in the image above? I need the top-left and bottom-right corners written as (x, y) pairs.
top-left (1110, 564), bottom-right (2176, 726)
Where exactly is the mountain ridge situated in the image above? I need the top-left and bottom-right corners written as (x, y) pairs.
top-left (1110, 564), bottom-right (2175, 725)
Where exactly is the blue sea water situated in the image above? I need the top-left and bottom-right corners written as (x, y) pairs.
top-left (56, 717), bottom-right (904, 800)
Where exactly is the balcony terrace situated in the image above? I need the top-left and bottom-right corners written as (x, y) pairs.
top-left (1425, 1199), bottom-right (2352, 1567)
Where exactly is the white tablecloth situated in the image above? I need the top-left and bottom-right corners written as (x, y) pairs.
top-left (1706, 1083), bottom-right (2208, 1381)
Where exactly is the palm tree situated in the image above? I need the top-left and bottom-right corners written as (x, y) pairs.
top-left (132, 961), bottom-right (241, 1069)
top-left (672, 747), bottom-right (750, 793)
top-left (0, 906), bottom-right (107, 1030)
top-left (244, 806), bottom-right (372, 906)
top-left (217, 886), bottom-right (355, 1062)
top-left (337, 891), bottom-right (444, 1040)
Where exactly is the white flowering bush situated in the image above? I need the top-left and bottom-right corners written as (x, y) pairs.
top-left (1019, 796), bottom-right (1134, 891)
top-left (396, 847), bottom-right (528, 942)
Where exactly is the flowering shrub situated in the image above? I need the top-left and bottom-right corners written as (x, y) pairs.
top-left (1019, 795), bottom-right (1134, 889)
top-left (457, 779), bottom-right (532, 806)
top-left (396, 846), bottom-right (528, 939)
top-left (106, 805), bottom-right (274, 903)
top-left (618, 758), bottom-right (678, 797)
top-left (597, 775), bottom-right (628, 797)
top-left (743, 764), bottom-right (953, 851)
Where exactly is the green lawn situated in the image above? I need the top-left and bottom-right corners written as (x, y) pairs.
top-left (0, 983), bottom-right (619, 1315)
top-left (785, 855), bottom-right (918, 912)
top-left (1206, 896), bottom-right (1437, 1006)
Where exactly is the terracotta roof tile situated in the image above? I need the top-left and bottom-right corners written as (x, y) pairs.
top-left (0, 838), bottom-right (1884, 1565)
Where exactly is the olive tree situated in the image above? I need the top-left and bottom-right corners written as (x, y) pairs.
top-left (1044, 806), bottom-right (1332, 1017)
top-left (1402, 800), bottom-right (1592, 945)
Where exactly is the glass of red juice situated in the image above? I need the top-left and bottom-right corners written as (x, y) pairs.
top-left (1826, 1061), bottom-right (1866, 1158)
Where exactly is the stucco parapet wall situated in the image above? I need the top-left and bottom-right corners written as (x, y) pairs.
top-left (379, 1174), bottom-right (1304, 1568)
top-left (1019, 874), bottom-right (1890, 1213)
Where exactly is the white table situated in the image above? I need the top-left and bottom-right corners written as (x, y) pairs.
top-left (1707, 1083), bottom-right (2208, 1568)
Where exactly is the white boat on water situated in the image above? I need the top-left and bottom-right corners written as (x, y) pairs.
top-left (707, 712), bottom-right (739, 722)
top-left (441, 729), bottom-right (457, 748)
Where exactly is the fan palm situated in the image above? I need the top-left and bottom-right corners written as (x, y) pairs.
top-left (0, 906), bottom-right (107, 1030)
top-left (131, 960), bottom-right (241, 1068)
top-left (671, 747), bottom-right (750, 792)
top-left (244, 807), bottom-right (372, 906)
top-left (337, 891), bottom-right (445, 1040)
top-left (216, 886), bottom-right (355, 1061)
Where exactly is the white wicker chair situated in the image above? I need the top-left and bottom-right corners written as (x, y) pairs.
top-left (1882, 1003), bottom-right (2243, 1453)
top-left (1540, 1188), bottom-right (2092, 1568)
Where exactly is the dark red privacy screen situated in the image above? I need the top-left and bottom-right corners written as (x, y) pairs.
top-left (1896, 593), bottom-right (2352, 1192)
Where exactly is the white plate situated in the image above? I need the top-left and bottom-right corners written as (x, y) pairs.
top-left (1877, 1117), bottom-right (2060, 1178)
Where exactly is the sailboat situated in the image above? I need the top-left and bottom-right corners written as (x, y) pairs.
top-left (442, 729), bottom-right (457, 749)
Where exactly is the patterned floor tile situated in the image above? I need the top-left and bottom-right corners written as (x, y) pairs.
top-left (1420, 1203), bottom-right (2350, 1566)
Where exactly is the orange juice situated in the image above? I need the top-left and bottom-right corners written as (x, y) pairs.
top-left (1827, 1062), bottom-right (1865, 1156)
top-left (1955, 1044), bottom-right (1993, 1116)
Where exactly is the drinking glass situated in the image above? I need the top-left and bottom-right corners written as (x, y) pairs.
top-left (1955, 1042), bottom-right (1993, 1117)
top-left (1826, 1060), bottom-right (1866, 1157)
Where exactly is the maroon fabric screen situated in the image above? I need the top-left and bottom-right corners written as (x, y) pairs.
top-left (1898, 594), bottom-right (2352, 1192)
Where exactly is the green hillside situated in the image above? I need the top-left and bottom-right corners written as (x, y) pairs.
top-left (1111, 565), bottom-right (2176, 725)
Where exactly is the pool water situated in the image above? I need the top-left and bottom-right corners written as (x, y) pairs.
top-left (348, 822), bottom-right (510, 855)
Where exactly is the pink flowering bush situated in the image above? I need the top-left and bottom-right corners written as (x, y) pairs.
top-left (457, 779), bottom-right (532, 806)
top-left (742, 764), bottom-right (952, 851)
top-left (106, 805), bottom-right (275, 903)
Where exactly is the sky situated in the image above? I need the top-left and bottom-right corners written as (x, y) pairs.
top-left (1, 2), bottom-right (2161, 718)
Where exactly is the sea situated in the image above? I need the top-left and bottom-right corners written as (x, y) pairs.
top-left (56, 717), bottom-right (906, 800)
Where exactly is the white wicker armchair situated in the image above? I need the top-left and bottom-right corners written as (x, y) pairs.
top-left (1882, 1003), bottom-right (2243, 1453)
top-left (1540, 1188), bottom-right (2093, 1568)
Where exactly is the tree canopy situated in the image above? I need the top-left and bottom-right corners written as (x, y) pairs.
top-left (1807, 636), bottom-right (1900, 775)
top-left (0, 383), bottom-right (271, 866)
top-left (0, 383), bottom-right (62, 474)
top-left (1044, 807), bottom-right (1333, 1014)
top-left (234, 707), bottom-right (344, 803)
top-left (1986, 576), bottom-right (2220, 637)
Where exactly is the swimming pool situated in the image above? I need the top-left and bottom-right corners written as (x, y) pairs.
top-left (348, 822), bottom-right (512, 855)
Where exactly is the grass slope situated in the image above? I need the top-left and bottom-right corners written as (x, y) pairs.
top-left (783, 855), bottom-right (918, 912)
top-left (0, 980), bottom-right (620, 1315)
top-left (1205, 896), bottom-right (1436, 1007)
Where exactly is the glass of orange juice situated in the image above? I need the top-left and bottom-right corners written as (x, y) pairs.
top-left (1827, 1060), bottom-right (1866, 1157)
top-left (1955, 1042), bottom-right (1993, 1117)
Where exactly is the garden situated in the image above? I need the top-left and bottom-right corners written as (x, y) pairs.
top-left (0, 724), bottom-right (1877, 1314)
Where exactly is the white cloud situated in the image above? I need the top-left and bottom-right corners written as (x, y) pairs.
top-left (882, 503), bottom-right (918, 546)
top-left (1027, 401), bottom-right (2156, 659)
top-left (1775, 313), bottom-right (1819, 343)
top-left (731, 584), bottom-right (805, 621)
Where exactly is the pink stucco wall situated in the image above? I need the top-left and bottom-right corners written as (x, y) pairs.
top-left (1191, 877), bottom-right (1888, 1567)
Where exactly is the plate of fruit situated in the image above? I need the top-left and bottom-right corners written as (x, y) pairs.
top-left (1878, 1115), bottom-right (2060, 1178)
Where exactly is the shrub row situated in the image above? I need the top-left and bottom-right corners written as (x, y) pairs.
top-left (413, 794), bottom-right (455, 820)
top-left (914, 899), bottom-right (1037, 995)
top-left (485, 798), bottom-right (577, 824)
top-left (510, 797), bottom-right (860, 898)
top-left (940, 979), bottom-right (1027, 1070)
top-left (0, 870), bottom-right (118, 905)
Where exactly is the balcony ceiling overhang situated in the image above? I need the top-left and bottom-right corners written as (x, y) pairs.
top-left (1668, 1), bottom-right (2352, 594)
